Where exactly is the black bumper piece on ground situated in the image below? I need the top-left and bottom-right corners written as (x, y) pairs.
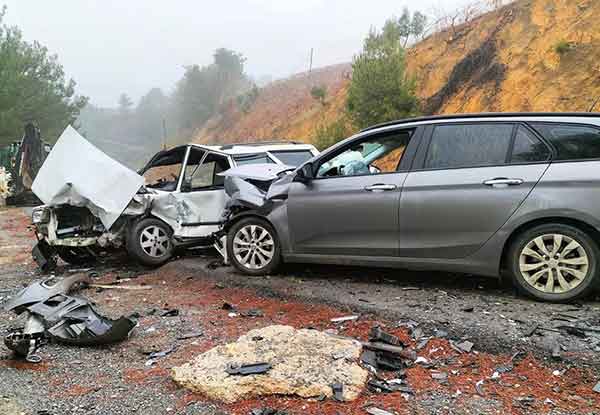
top-left (31, 240), bottom-right (56, 272)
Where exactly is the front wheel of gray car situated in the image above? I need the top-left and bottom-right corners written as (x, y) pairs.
top-left (508, 224), bottom-right (599, 303)
top-left (227, 217), bottom-right (281, 276)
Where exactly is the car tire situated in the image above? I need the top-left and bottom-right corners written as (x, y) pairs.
top-left (508, 223), bottom-right (599, 303)
top-left (56, 246), bottom-right (97, 266)
top-left (227, 217), bottom-right (281, 276)
top-left (127, 217), bottom-right (173, 267)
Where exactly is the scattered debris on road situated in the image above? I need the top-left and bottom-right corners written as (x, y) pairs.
top-left (250, 408), bottom-right (288, 415)
top-left (3, 274), bottom-right (135, 362)
top-left (331, 315), bottom-right (359, 323)
top-left (226, 362), bottom-right (272, 376)
top-left (366, 407), bottom-right (394, 415)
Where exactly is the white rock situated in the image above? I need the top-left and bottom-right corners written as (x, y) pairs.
top-left (172, 325), bottom-right (368, 403)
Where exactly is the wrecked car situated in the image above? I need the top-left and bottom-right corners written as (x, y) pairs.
top-left (222, 113), bottom-right (600, 303)
top-left (30, 125), bottom-right (318, 269)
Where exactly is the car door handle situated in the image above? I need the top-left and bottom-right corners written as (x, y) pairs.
top-left (364, 184), bottom-right (397, 192)
top-left (483, 178), bottom-right (524, 186)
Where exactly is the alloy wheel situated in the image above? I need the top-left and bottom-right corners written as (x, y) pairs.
top-left (139, 225), bottom-right (171, 258)
top-left (233, 224), bottom-right (275, 270)
top-left (519, 233), bottom-right (589, 294)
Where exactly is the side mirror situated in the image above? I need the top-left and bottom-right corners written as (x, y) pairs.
top-left (294, 163), bottom-right (314, 183)
top-left (181, 179), bottom-right (192, 192)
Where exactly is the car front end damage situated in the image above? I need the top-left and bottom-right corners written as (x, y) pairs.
top-left (30, 198), bottom-right (147, 271)
top-left (219, 164), bottom-right (294, 231)
top-left (29, 126), bottom-right (231, 270)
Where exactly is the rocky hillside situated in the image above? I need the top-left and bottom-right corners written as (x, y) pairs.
top-left (195, 0), bottom-right (600, 145)
top-left (194, 63), bottom-right (351, 145)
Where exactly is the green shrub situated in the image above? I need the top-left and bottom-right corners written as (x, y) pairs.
top-left (237, 85), bottom-right (260, 113)
top-left (347, 19), bottom-right (420, 129)
top-left (554, 40), bottom-right (571, 55)
top-left (310, 85), bottom-right (327, 105)
top-left (312, 116), bottom-right (354, 150)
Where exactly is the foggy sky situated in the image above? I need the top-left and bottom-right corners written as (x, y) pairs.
top-left (3, 0), bottom-right (471, 108)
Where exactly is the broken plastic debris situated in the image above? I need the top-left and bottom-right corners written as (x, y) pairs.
top-left (225, 362), bottom-right (272, 376)
top-left (176, 330), bottom-right (204, 340)
top-left (370, 326), bottom-right (402, 346)
top-left (148, 345), bottom-right (178, 360)
top-left (475, 379), bottom-right (485, 395)
top-left (366, 408), bottom-right (394, 415)
top-left (367, 379), bottom-right (410, 394)
top-left (241, 309), bottom-right (264, 318)
top-left (494, 364), bottom-right (513, 374)
top-left (160, 308), bottom-right (180, 317)
top-left (593, 381), bottom-right (600, 393)
top-left (431, 371), bottom-right (448, 381)
top-left (455, 340), bottom-right (474, 353)
top-left (330, 315), bottom-right (359, 323)
top-left (331, 382), bottom-right (344, 401)
top-left (250, 409), bottom-right (288, 415)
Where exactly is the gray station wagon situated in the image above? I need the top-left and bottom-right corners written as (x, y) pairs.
top-left (222, 113), bottom-right (600, 302)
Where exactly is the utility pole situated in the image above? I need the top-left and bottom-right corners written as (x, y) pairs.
top-left (309, 48), bottom-right (314, 74)
top-left (162, 118), bottom-right (167, 150)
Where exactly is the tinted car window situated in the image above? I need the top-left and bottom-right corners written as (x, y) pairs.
top-left (234, 153), bottom-right (275, 166)
top-left (270, 150), bottom-right (314, 166)
top-left (425, 124), bottom-right (514, 169)
top-left (317, 131), bottom-right (412, 178)
top-left (530, 123), bottom-right (600, 161)
top-left (510, 126), bottom-right (550, 163)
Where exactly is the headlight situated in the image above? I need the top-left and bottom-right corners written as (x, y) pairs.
top-left (32, 207), bottom-right (50, 224)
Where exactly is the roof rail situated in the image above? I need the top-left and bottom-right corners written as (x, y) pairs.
top-left (361, 112), bottom-right (600, 132)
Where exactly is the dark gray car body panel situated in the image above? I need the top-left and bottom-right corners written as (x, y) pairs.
top-left (230, 114), bottom-right (600, 279)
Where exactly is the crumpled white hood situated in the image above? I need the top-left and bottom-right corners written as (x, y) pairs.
top-left (31, 126), bottom-right (145, 229)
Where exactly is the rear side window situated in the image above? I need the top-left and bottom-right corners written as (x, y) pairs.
top-left (510, 126), bottom-right (550, 163)
top-left (425, 124), bottom-right (514, 169)
top-left (270, 150), bottom-right (314, 166)
top-left (530, 123), bottom-right (600, 161)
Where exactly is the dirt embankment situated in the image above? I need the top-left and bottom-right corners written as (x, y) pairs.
top-left (195, 0), bottom-right (600, 146)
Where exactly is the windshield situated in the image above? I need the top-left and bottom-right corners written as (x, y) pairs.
top-left (270, 150), bottom-right (314, 166)
top-left (141, 147), bottom-right (187, 191)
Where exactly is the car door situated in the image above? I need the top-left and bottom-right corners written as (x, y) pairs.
top-left (286, 127), bottom-right (422, 257)
top-left (399, 122), bottom-right (551, 259)
top-left (174, 148), bottom-right (231, 238)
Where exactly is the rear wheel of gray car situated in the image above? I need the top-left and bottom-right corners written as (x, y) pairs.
top-left (128, 218), bottom-right (173, 267)
top-left (508, 224), bottom-right (599, 303)
top-left (227, 217), bottom-right (281, 276)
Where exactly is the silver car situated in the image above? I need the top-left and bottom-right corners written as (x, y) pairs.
top-left (223, 113), bottom-right (600, 302)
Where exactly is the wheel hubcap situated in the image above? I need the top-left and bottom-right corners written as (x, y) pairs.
top-left (519, 233), bottom-right (589, 294)
top-left (233, 224), bottom-right (275, 270)
top-left (140, 225), bottom-right (170, 258)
